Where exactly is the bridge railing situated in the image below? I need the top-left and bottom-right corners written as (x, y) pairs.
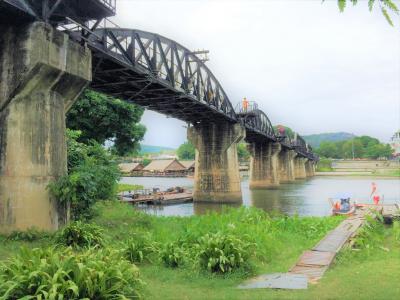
top-left (234, 101), bottom-right (259, 114)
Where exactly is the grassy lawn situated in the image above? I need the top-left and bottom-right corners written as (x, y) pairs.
top-left (117, 183), bottom-right (144, 192)
top-left (0, 202), bottom-right (399, 299)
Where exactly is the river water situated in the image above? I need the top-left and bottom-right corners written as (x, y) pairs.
top-left (120, 176), bottom-right (400, 217)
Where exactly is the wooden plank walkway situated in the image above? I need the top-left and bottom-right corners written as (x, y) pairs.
top-left (239, 204), bottom-right (399, 289)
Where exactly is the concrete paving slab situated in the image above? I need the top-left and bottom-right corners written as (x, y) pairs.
top-left (238, 273), bottom-right (308, 290)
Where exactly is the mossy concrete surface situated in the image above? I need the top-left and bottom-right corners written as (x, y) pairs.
top-left (0, 22), bottom-right (91, 233)
top-left (188, 122), bottom-right (245, 204)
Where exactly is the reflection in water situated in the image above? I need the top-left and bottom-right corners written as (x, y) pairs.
top-left (193, 202), bottom-right (242, 215)
top-left (120, 176), bottom-right (400, 217)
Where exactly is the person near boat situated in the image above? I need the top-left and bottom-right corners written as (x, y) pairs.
top-left (370, 182), bottom-right (382, 205)
top-left (329, 193), bottom-right (355, 216)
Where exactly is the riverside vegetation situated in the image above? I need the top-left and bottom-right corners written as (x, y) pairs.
top-left (1, 123), bottom-right (398, 298)
top-left (0, 203), bottom-right (399, 299)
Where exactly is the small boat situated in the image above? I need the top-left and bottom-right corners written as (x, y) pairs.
top-left (328, 194), bottom-right (356, 216)
top-left (332, 205), bottom-right (356, 216)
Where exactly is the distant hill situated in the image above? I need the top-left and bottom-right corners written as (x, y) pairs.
top-left (139, 144), bottom-right (176, 154)
top-left (303, 132), bottom-right (356, 148)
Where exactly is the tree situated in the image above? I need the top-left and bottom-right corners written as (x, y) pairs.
top-left (316, 135), bottom-right (393, 159)
top-left (67, 90), bottom-right (146, 156)
top-left (274, 125), bottom-right (295, 139)
top-left (237, 143), bottom-right (250, 161)
top-left (342, 139), bottom-right (364, 158)
top-left (330, 0), bottom-right (399, 26)
top-left (316, 141), bottom-right (340, 158)
top-left (49, 130), bottom-right (120, 220)
top-left (177, 141), bottom-right (195, 160)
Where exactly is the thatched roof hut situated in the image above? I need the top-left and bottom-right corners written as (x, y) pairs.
top-left (142, 159), bottom-right (186, 173)
top-left (119, 162), bottom-right (144, 174)
top-left (180, 160), bottom-right (195, 170)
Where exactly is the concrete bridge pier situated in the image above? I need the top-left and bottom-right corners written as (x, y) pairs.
top-left (0, 22), bottom-right (91, 233)
top-left (278, 148), bottom-right (296, 183)
top-left (294, 156), bottom-right (307, 179)
top-left (248, 141), bottom-right (281, 189)
top-left (305, 160), bottom-right (315, 177)
top-left (188, 122), bottom-right (245, 203)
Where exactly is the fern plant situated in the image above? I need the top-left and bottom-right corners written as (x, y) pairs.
top-left (124, 234), bottom-right (158, 263)
top-left (0, 247), bottom-right (142, 299)
top-left (160, 242), bottom-right (187, 268)
top-left (196, 232), bottom-right (253, 273)
top-left (55, 221), bottom-right (104, 248)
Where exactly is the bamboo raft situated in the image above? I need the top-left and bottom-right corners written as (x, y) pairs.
top-left (120, 189), bottom-right (193, 205)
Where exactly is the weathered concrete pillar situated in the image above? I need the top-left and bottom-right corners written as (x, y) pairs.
top-left (305, 160), bottom-right (315, 177)
top-left (294, 156), bottom-right (307, 179)
top-left (248, 141), bottom-right (281, 189)
top-left (188, 122), bottom-right (245, 203)
top-left (0, 22), bottom-right (91, 233)
top-left (278, 148), bottom-right (296, 183)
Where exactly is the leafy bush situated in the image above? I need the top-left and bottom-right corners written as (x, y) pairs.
top-left (124, 234), bottom-right (158, 263)
top-left (5, 228), bottom-right (51, 242)
top-left (353, 215), bottom-right (385, 251)
top-left (0, 247), bottom-right (142, 299)
top-left (56, 221), bottom-right (104, 249)
top-left (196, 232), bottom-right (253, 273)
top-left (49, 130), bottom-right (120, 220)
top-left (160, 242), bottom-right (187, 268)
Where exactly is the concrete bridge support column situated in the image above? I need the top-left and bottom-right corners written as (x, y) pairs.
top-left (278, 149), bottom-right (296, 183)
top-left (248, 141), bottom-right (281, 189)
top-left (188, 122), bottom-right (245, 203)
top-left (294, 157), bottom-right (307, 179)
top-left (0, 22), bottom-right (91, 233)
top-left (305, 160), bottom-right (315, 177)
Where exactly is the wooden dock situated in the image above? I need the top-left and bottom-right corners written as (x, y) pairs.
top-left (121, 191), bottom-right (193, 205)
top-left (239, 203), bottom-right (399, 289)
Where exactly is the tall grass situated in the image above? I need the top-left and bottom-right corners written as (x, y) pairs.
top-left (93, 202), bottom-right (342, 274)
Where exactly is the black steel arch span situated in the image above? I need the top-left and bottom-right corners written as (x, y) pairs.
top-left (239, 109), bottom-right (276, 142)
top-left (65, 24), bottom-right (237, 123)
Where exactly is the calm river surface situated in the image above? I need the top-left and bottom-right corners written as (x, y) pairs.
top-left (120, 176), bottom-right (400, 217)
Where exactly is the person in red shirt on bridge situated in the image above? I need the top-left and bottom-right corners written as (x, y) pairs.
top-left (242, 97), bottom-right (249, 112)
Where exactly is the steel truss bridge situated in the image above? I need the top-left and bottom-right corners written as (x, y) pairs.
top-left (0, 0), bottom-right (317, 160)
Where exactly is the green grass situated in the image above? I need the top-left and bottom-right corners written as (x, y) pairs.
top-left (117, 183), bottom-right (144, 192)
top-left (1, 202), bottom-right (399, 299)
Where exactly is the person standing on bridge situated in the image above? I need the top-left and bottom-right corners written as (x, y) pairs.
top-left (242, 97), bottom-right (249, 112)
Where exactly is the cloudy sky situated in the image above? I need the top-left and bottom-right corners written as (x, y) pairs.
top-left (112, 0), bottom-right (400, 148)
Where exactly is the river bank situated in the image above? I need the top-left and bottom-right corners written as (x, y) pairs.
top-left (0, 202), bottom-right (399, 299)
top-left (316, 171), bottom-right (400, 178)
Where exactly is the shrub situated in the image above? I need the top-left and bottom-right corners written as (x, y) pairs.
top-left (124, 234), bottom-right (158, 263)
top-left (160, 242), bottom-right (187, 268)
top-left (0, 247), bottom-right (142, 299)
top-left (5, 228), bottom-right (51, 242)
top-left (48, 130), bottom-right (120, 220)
top-left (56, 221), bottom-right (104, 248)
top-left (196, 232), bottom-right (253, 273)
top-left (353, 215), bottom-right (385, 250)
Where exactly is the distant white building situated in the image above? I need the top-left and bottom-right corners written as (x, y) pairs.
top-left (389, 130), bottom-right (400, 157)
